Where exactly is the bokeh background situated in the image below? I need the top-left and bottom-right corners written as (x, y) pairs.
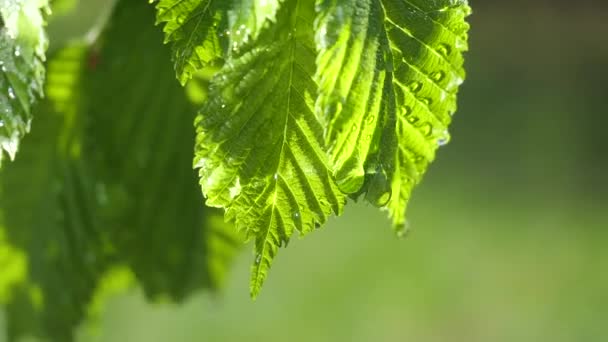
top-left (3, 0), bottom-right (608, 341)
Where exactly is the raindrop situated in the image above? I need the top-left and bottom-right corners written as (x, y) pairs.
top-left (8, 87), bottom-right (15, 99)
top-left (437, 43), bottom-right (451, 57)
top-left (336, 166), bottom-right (365, 193)
top-left (0, 120), bottom-right (4, 127)
top-left (437, 130), bottom-right (451, 147)
top-left (273, 173), bottom-right (278, 181)
top-left (365, 168), bottom-right (392, 207)
top-left (293, 212), bottom-right (300, 219)
top-left (420, 123), bottom-right (433, 137)
top-left (431, 71), bottom-right (445, 82)
top-left (365, 114), bottom-right (375, 126)
top-left (255, 254), bottom-right (262, 264)
top-left (406, 115), bottom-right (419, 124)
top-left (14, 47), bottom-right (21, 57)
top-left (395, 220), bottom-right (410, 239)
top-left (407, 81), bottom-right (422, 93)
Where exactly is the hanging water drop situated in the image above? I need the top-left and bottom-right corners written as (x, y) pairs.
top-left (365, 168), bottom-right (392, 207)
top-left (437, 130), bottom-right (451, 147)
top-left (336, 168), bottom-right (365, 194)
top-left (395, 220), bottom-right (410, 239)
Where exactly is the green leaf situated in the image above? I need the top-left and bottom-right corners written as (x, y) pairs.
top-left (0, 0), bottom-right (49, 166)
top-left (315, 0), bottom-right (470, 233)
top-left (155, 0), bottom-right (229, 85)
top-left (0, 2), bottom-right (242, 340)
top-left (0, 44), bottom-right (107, 341)
top-left (85, 0), bottom-right (242, 298)
top-left (194, 0), bottom-right (345, 298)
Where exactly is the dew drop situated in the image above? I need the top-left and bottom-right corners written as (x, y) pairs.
top-left (14, 47), bottom-right (21, 57)
top-left (273, 173), bottom-right (278, 181)
top-left (293, 212), bottom-right (300, 219)
top-left (437, 130), bottom-right (451, 147)
top-left (437, 43), bottom-right (451, 57)
top-left (431, 71), bottom-right (445, 82)
top-left (406, 115), bottom-right (419, 125)
top-left (255, 254), bottom-right (262, 264)
top-left (420, 122), bottom-right (433, 137)
top-left (8, 87), bottom-right (15, 99)
top-left (365, 169), bottom-right (392, 207)
top-left (336, 168), bottom-right (365, 194)
top-left (395, 220), bottom-right (410, 239)
top-left (351, 124), bottom-right (358, 133)
top-left (0, 120), bottom-right (4, 127)
top-left (407, 81), bottom-right (422, 93)
top-left (365, 114), bottom-right (375, 126)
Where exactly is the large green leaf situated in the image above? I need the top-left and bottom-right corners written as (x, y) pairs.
top-left (315, 0), bottom-right (470, 233)
top-left (0, 44), bottom-right (108, 341)
top-left (85, 0), bottom-right (241, 298)
top-left (0, 1), bottom-right (242, 340)
top-left (195, 0), bottom-right (345, 298)
top-left (0, 0), bottom-right (49, 166)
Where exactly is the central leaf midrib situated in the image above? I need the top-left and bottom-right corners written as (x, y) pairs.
top-left (253, 0), bottom-right (302, 288)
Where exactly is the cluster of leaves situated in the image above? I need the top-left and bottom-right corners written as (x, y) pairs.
top-left (157, 0), bottom-right (470, 296)
top-left (0, 0), bottom-right (470, 340)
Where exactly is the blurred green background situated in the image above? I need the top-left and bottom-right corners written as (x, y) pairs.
top-left (4, 0), bottom-right (608, 341)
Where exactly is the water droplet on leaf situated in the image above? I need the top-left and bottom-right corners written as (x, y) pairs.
top-left (365, 169), bottom-right (392, 207)
top-left (365, 114), bottom-right (375, 126)
top-left (437, 43), bottom-right (451, 57)
top-left (431, 71), bottom-right (445, 82)
top-left (407, 81), bottom-right (422, 93)
top-left (420, 123), bottom-right (433, 137)
top-left (395, 220), bottom-right (410, 239)
top-left (336, 169), bottom-right (365, 194)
